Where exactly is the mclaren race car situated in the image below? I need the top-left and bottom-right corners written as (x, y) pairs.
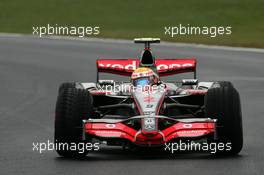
top-left (54, 38), bottom-right (243, 158)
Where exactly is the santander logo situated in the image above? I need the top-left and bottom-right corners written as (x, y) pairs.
top-left (98, 59), bottom-right (195, 72)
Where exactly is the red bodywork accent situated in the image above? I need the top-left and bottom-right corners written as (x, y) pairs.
top-left (97, 59), bottom-right (196, 77)
top-left (186, 89), bottom-right (208, 95)
top-left (85, 121), bottom-right (215, 145)
top-left (90, 90), bottom-right (111, 95)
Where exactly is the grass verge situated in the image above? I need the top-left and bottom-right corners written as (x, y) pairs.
top-left (0, 0), bottom-right (263, 47)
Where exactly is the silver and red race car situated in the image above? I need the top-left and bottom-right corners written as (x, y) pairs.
top-left (54, 38), bottom-right (243, 158)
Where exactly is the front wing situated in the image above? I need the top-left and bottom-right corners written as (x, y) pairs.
top-left (83, 116), bottom-right (216, 145)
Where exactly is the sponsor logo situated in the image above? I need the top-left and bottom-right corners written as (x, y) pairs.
top-left (186, 89), bottom-right (207, 95)
top-left (146, 104), bottom-right (154, 108)
top-left (94, 130), bottom-right (121, 135)
top-left (105, 124), bottom-right (116, 128)
top-left (177, 130), bottom-right (204, 134)
top-left (157, 63), bottom-right (193, 70)
top-left (98, 61), bottom-right (137, 71)
top-left (182, 124), bottom-right (193, 128)
top-left (144, 96), bottom-right (155, 102)
top-left (143, 118), bottom-right (156, 131)
top-left (98, 60), bottom-right (194, 71)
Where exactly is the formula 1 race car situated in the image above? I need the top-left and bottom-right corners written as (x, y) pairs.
top-left (54, 38), bottom-right (243, 158)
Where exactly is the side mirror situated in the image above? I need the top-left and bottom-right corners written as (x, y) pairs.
top-left (182, 79), bottom-right (198, 85)
top-left (98, 79), bottom-right (115, 85)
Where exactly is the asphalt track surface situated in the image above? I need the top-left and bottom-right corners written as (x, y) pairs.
top-left (0, 35), bottom-right (263, 175)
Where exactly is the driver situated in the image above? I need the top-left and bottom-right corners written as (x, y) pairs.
top-left (131, 67), bottom-right (159, 87)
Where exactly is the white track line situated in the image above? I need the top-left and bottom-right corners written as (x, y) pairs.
top-left (0, 33), bottom-right (264, 53)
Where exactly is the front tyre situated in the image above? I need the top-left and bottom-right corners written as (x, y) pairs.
top-left (205, 82), bottom-right (243, 155)
top-left (54, 88), bottom-right (93, 158)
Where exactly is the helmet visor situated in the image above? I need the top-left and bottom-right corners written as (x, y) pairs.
top-left (133, 78), bottom-right (150, 87)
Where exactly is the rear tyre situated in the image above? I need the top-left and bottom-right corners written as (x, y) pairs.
top-left (55, 88), bottom-right (93, 158)
top-left (205, 82), bottom-right (243, 155)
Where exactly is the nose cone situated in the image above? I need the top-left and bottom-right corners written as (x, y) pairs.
top-left (141, 117), bottom-right (158, 136)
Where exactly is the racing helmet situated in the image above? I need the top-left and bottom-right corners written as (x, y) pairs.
top-left (131, 67), bottom-right (159, 87)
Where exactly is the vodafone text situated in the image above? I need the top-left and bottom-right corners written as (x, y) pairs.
top-left (98, 61), bottom-right (194, 71)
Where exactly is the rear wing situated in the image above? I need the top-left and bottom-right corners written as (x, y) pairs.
top-left (96, 59), bottom-right (196, 81)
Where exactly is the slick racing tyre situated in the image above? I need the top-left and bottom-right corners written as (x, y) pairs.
top-left (205, 81), bottom-right (243, 155)
top-left (212, 81), bottom-right (234, 88)
top-left (58, 82), bottom-right (76, 94)
top-left (55, 88), bottom-right (93, 158)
